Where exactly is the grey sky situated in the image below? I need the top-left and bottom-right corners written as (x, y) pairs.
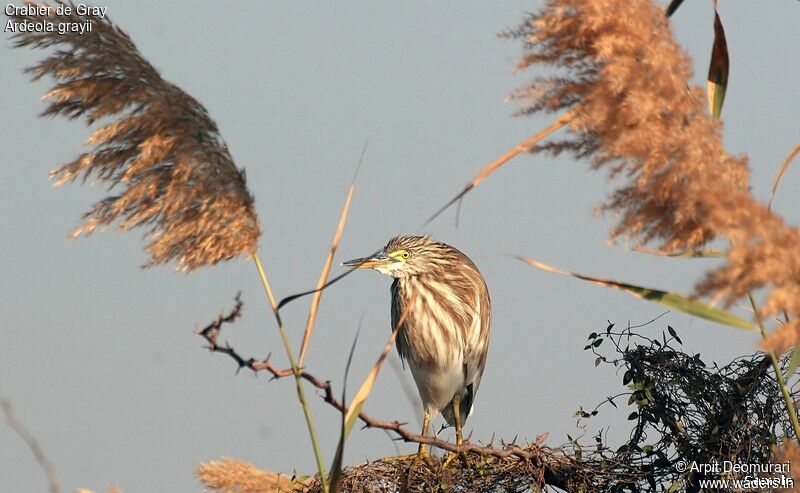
top-left (2, 1), bottom-right (799, 491)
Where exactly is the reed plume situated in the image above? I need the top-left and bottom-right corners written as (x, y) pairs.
top-left (9, 1), bottom-right (260, 270)
top-left (197, 458), bottom-right (309, 493)
top-left (507, 0), bottom-right (800, 352)
top-left (773, 441), bottom-right (800, 488)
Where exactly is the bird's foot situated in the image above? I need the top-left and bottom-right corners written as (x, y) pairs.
top-left (442, 428), bottom-right (468, 468)
top-left (380, 446), bottom-right (436, 467)
top-left (442, 450), bottom-right (469, 469)
top-left (442, 452), bottom-right (457, 469)
top-left (413, 445), bottom-right (437, 467)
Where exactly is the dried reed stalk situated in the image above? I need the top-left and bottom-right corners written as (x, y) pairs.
top-left (9, 1), bottom-right (260, 270)
top-left (1, 398), bottom-right (61, 493)
top-left (507, 0), bottom-right (800, 353)
top-left (298, 155), bottom-right (363, 367)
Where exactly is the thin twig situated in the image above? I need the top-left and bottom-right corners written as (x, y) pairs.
top-left (298, 146), bottom-right (365, 367)
top-left (631, 246), bottom-right (724, 258)
top-left (628, 312), bottom-right (671, 330)
top-left (423, 110), bottom-right (573, 227)
top-left (1, 398), bottom-right (62, 493)
top-left (768, 141), bottom-right (800, 210)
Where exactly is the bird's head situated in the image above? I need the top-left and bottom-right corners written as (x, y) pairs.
top-left (343, 235), bottom-right (452, 279)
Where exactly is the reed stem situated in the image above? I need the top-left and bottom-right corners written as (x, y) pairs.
top-left (748, 293), bottom-right (800, 444)
top-left (254, 253), bottom-right (329, 492)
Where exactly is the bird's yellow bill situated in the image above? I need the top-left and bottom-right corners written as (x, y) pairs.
top-left (343, 253), bottom-right (392, 269)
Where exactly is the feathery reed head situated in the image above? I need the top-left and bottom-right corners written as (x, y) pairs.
top-left (507, 0), bottom-right (749, 251)
top-left (507, 0), bottom-right (800, 353)
top-left (196, 458), bottom-right (309, 492)
top-left (9, 1), bottom-right (260, 270)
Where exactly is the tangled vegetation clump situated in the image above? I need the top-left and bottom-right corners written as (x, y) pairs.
top-left (576, 323), bottom-right (795, 491)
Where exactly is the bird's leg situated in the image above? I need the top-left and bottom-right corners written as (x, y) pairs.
top-left (416, 411), bottom-right (432, 460)
top-left (379, 412), bottom-right (433, 463)
top-left (443, 394), bottom-right (468, 468)
top-left (452, 393), bottom-right (463, 446)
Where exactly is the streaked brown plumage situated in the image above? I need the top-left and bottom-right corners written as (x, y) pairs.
top-left (345, 235), bottom-right (491, 459)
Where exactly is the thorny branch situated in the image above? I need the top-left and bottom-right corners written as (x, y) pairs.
top-left (198, 295), bottom-right (542, 456)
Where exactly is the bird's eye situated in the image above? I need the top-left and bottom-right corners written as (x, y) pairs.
top-left (401, 250), bottom-right (410, 260)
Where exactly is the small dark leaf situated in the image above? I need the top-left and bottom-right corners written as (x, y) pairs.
top-left (654, 455), bottom-right (670, 468)
top-left (667, 325), bottom-right (677, 338)
top-left (707, 7), bottom-right (730, 119)
top-left (623, 370), bottom-right (633, 385)
top-left (593, 338), bottom-right (603, 347)
top-left (595, 357), bottom-right (603, 367)
top-left (588, 332), bottom-right (598, 340)
top-left (606, 322), bottom-right (614, 335)
top-left (628, 412), bottom-right (639, 420)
